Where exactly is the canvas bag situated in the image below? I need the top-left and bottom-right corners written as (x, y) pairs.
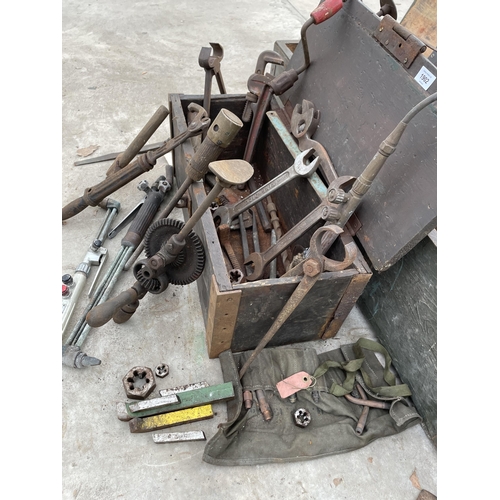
top-left (203, 339), bottom-right (421, 466)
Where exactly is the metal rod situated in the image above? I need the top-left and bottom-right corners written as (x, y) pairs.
top-left (62, 204), bottom-right (119, 338)
top-left (74, 247), bottom-right (134, 347)
top-left (344, 393), bottom-right (391, 410)
top-left (64, 245), bottom-right (128, 345)
top-left (177, 183), bottom-right (223, 240)
top-left (269, 229), bottom-right (277, 278)
top-left (252, 209), bottom-right (260, 253)
top-left (239, 214), bottom-right (251, 277)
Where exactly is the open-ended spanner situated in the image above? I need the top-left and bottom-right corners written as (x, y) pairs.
top-left (62, 103), bottom-right (210, 220)
top-left (243, 175), bottom-right (355, 281)
top-left (290, 99), bottom-right (338, 185)
top-left (212, 148), bottom-right (319, 228)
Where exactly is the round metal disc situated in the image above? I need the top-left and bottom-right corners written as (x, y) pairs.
top-left (143, 218), bottom-right (205, 285)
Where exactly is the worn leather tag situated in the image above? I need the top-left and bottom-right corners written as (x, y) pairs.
top-left (276, 371), bottom-right (314, 398)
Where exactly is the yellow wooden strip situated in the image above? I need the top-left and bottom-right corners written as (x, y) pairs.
top-left (128, 405), bottom-right (213, 433)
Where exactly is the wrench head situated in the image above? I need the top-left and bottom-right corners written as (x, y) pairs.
top-left (186, 102), bottom-right (211, 132)
top-left (229, 210), bottom-right (252, 230)
top-left (198, 43), bottom-right (224, 71)
top-left (212, 203), bottom-right (252, 229)
top-left (294, 148), bottom-right (320, 176)
top-left (198, 46), bottom-right (213, 69)
top-left (290, 99), bottom-right (320, 140)
top-left (187, 102), bottom-right (208, 119)
top-left (212, 205), bottom-right (230, 227)
top-left (255, 49), bottom-right (284, 75)
top-left (247, 73), bottom-right (272, 97)
top-left (243, 252), bottom-right (265, 282)
top-left (209, 42), bottom-right (224, 65)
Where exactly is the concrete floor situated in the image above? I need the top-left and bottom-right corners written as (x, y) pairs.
top-left (61, 1), bottom-right (437, 499)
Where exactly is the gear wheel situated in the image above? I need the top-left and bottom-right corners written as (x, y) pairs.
top-left (135, 264), bottom-right (169, 294)
top-left (143, 218), bottom-right (205, 286)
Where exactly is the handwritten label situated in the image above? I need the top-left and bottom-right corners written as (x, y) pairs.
top-left (415, 66), bottom-right (436, 91)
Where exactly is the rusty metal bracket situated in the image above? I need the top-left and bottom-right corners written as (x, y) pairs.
top-left (374, 15), bottom-right (427, 69)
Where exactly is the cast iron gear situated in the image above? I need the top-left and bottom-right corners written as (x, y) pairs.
top-left (143, 218), bottom-right (205, 286)
top-left (134, 265), bottom-right (169, 294)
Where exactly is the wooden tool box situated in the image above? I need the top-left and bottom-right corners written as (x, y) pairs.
top-left (169, 93), bottom-right (372, 359)
top-left (168, 0), bottom-right (436, 366)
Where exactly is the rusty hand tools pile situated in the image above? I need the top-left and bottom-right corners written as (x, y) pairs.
top-left (62, 171), bottom-right (172, 368)
top-left (242, 0), bottom-right (344, 166)
top-left (203, 0), bottom-right (346, 273)
top-left (62, 103), bottom-right (210, 221)
top-left (86, 159), bottom-right (253, 328)
top-left (238, 91), bottom-right (438, 377)
top-left (62, 198), bottom-right (120, 338)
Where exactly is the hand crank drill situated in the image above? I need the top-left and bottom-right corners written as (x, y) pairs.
top-left (62, 103), bottom-right (210, 220)
top-left (86, 159), bottom-right (254, 328)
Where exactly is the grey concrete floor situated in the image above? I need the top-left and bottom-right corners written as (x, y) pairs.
top-left (61, 1), bottom-right (437, 499)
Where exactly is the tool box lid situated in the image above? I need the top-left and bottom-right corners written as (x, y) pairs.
top-left (280, 0), bottom-right (437, 271)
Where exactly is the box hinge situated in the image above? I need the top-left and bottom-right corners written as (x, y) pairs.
top-left (374, 15), bottom-right (427, 69)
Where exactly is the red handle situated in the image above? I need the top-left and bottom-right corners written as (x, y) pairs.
top-left (310, 0), bottom-right (343, 24)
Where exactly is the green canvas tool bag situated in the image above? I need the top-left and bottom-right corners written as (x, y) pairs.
top-left (203, 339), bottom-right (421, 466)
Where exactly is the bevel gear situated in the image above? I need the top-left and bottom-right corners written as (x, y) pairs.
top-left (142, 218), bottom-right (205, 286)
top-left (135, 266), bottom-right (169, 294)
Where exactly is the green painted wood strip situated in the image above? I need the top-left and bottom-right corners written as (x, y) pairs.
top-left (125, 382), bottom-right (234, 418)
